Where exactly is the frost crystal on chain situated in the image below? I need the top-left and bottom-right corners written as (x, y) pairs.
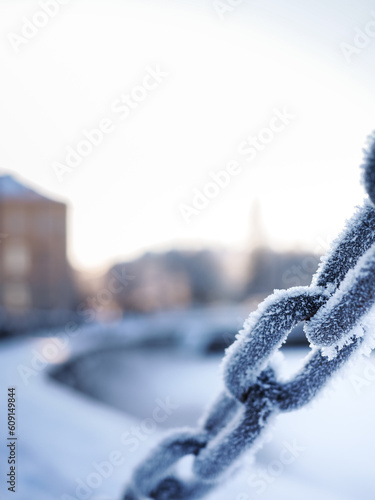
top-left (123, 133), bottom-right (375, 500)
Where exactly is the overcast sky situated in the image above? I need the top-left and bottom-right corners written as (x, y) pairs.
top-left (1, 0), bottom-right (375, 271)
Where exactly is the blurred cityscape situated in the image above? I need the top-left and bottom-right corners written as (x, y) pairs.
top-left (0, 173), bottom-right (320, 343)
top-left (3, 2), bottom-right (375, 498)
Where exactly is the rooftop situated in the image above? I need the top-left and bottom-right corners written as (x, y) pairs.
top-left (0, 175), bottom-right (58, 203)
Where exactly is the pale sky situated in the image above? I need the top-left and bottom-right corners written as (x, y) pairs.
top-left (1, 0), bottom-right (375, 272)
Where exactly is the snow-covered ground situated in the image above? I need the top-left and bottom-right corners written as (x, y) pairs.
top-left (1, 330), bottom-right (375, 500)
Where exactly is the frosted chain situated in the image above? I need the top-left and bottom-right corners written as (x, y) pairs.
top-left (123, 136), bottom-right (375, 500)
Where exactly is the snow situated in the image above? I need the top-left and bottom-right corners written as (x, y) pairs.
top-left (1, 332), bottom-right (375, 500)
top-left (312, 198), bottom-right (375, 290)
top-left (0, 174), bottom-right (51, 201)
top-left (222, 285), bottom-right (328, 399)
top-left (47, 304), bottom-right (249, 361)
top-left (306, 245), bottom-right (375, 350)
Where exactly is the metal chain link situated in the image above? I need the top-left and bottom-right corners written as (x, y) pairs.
top-left (123, 139), bottom-right (375, 500)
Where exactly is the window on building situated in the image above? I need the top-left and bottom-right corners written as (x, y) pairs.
top-left (2, 239), bottom-right (31, 276)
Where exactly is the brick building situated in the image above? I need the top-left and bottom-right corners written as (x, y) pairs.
top-left (0, 174), bottom-right (75, 312)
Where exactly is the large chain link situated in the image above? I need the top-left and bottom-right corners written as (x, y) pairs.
top-left (123, 137), bottom-right (375, 500)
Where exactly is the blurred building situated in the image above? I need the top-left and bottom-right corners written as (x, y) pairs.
top-left (107, 250), bottom-right (229, 313)
top-left (0, 174), bottom-right (75, 313)
top-left (240, 199), bottom-right (320, 300)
